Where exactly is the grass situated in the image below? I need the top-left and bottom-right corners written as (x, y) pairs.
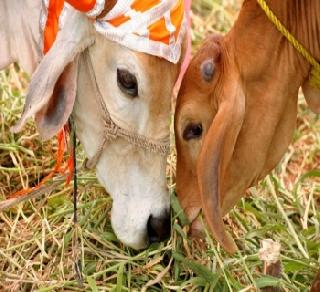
top-left (0, 0), bottom-right (319, 291)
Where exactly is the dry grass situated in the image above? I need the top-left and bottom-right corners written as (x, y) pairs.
top-left (0, 0), bottom-right (319, 291)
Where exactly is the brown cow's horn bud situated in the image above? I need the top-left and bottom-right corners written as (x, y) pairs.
top-left (201, 59), bottom-right (215, 82)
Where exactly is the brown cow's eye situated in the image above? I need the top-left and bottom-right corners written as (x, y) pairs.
top-left (183, 123), bottom-right (203, 141)
top-left (117, 68), bottom-right (138, 97)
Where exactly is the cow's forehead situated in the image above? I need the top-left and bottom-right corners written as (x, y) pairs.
top-left (136, 52), bottom-right (178, 78)
top-left (132, 52), bottom-right (179, 101)
top-left (193, 45), bottom-right (221, 76)
top-left (92, 34), bottom-right (178, 84)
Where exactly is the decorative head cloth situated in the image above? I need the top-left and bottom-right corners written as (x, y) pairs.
top-left (41, 0), bottom-right (186, 63)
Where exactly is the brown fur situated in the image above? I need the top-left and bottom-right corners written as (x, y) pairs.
top-left (311, 271), bottom-right (320, 292)
top-left (175, 0), bottom-right (320, 253)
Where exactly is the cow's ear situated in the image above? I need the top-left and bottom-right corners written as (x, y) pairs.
top-left (11, 10), bottom-right (95, 140)
top-left (302, 80), bottom-right (320, 114)
top-left (197, 68), bottom-right (245, 254)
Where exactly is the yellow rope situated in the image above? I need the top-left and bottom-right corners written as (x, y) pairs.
top-left (256, 0), bottom-right (320, 89)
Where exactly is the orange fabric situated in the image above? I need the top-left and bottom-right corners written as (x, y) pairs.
top-left (66, 0), bottom-right (96, 12)
top-left (43, 0), bottom-right (64, 53)
top-left (41, 0), bottom-right (185, 63)
top-left (100, 0), bottom-right (185, 63)
top-left (107, 0), bottom-right (164, 28)
top-left (108, 14), bottom-right (131, 27)
top-left (131, 0), bottom-right (161, 12)
top-left (171, 0), bottom-right (184, 40)
top-left (44, 0), bottom-right (101, 52)
top-left (148, 18), bottom-right (170, 45)
top-left (148, 0), bottom-right (184, 45)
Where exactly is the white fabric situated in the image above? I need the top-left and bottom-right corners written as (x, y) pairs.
top-left (86, 0), bottom-right (105, 18)
top-left (41, 0), bottom-right (186, 63)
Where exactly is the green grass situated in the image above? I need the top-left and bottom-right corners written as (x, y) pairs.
top-left (0, 1), bottom-right (319, 291)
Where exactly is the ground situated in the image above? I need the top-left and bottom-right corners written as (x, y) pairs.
top-left (0, 0), bottom-right (319, 291)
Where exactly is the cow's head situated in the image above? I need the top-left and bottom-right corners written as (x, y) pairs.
top-left (175, 28), bottom-right (320, 253)
top-left (175, 34), bottom-right (242, 253)
top-left (12, 10), bottom-right (182, 249)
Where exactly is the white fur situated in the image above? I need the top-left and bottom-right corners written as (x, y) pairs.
top-left (1, 0), bottom-right (178, 249)
top-left (74, 36), bottom-right (176, 249)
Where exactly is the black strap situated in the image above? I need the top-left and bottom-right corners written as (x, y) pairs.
top-left (72, 119), bottom-right (78, 225)
top-left (69, 118), bottom-right (83, 286)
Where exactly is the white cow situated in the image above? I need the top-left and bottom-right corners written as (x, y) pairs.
top-left (0, 0), bottom-right (183, 249)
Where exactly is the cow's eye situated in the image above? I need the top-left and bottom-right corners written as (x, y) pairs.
top-left (117, 68), bottom-right (138, 97)
top-left (183, 123), bottom-right (203, 141)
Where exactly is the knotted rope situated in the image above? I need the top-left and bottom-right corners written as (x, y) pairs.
top-left (257, 0), bottom-right (320, 89)
top-left (83, 49), bottom-right (170, 169)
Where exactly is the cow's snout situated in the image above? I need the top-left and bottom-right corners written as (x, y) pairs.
top-left (147, 212), bottom-right (171, 243)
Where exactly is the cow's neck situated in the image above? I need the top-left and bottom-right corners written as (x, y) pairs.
top-left (0, 0), bottom-right (43, 74)
top-left (227, 0), bottom-right (320, 89)
top-left (220, 0), bottom-right (320, 213)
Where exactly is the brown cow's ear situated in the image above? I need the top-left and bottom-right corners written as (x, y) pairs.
top-left (302, 80), bottom-right (320, 114)
top-left (197, 70), bottom-right (245, 254)
top-left (11, 10), bottom-right (95, 140)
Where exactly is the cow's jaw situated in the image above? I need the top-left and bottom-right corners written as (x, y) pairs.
top-left (95, 140), bottom-right (169, 249)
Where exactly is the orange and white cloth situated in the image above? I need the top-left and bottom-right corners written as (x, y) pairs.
top-left (40, 0), bottom-right (106, 53)
top-left (41, 0), bottom-right (186, 63)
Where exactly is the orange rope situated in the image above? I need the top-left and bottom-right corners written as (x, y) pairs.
top-left (9, 1), bottom-right (78, 199)
top-left (9, 128), bottom-right (73, 199)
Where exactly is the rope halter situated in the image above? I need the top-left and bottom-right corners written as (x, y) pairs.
top-left (83, 49), bottom-right (170, 169)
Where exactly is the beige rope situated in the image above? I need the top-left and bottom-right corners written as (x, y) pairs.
top-left (83, 50), bottom-right (169, 169)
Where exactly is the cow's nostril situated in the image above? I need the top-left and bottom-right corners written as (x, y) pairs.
top-left (147, 213), bottom-right (171, 243)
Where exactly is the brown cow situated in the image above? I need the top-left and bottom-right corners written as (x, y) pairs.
top-left (174, 0), bottom-right (320, 253)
